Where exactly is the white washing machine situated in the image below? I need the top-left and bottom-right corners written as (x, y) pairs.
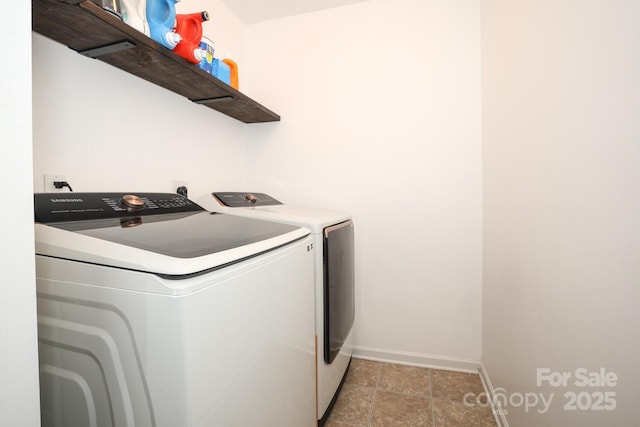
top-left (197, 192), bottom-right (355, 425)
top-left (34, 192), bottom-right (316, 427)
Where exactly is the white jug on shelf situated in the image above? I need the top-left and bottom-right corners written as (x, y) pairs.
top-left (120, 0), bottom-right (149, 36)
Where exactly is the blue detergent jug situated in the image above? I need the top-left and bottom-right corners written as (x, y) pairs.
top-left (146, 0), bottom-right (181, 49)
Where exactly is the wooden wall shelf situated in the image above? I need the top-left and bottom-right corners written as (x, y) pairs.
top-left (32, 0), bottom-right (280, 123)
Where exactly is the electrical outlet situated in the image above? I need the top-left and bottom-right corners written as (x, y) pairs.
top-left (171, 180), bottom-right (189, 197)
top-left (44, 173), bottom-right (67, 192)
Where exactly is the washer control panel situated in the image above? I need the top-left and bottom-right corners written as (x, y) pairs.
top-left (213, 192), bottom-right (282, 207)
top-left (34, 192), bottom-right (204, 223)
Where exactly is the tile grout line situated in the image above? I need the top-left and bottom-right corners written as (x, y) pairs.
top-left (366, 362), bottom-right (383, 426)
top-left (429, 368), bottom-right (435, 427)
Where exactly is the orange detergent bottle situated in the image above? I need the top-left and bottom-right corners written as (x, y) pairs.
top-left (222, 58), bottom-right (239, 89)
top-left (174, 11), bottom-right (210, 64)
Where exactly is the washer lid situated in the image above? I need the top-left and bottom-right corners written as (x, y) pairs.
top-left (34, 193), bottom-right (309, 277)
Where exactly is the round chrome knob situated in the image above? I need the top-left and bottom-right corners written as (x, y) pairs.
top-left (245, 193), bottom-right (258, 204)
top-left (121, 194), bottom-right (145, 209)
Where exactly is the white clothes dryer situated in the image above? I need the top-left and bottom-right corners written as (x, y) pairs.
top-left (34, 192), bottom-right (316, 427)
top-left (198, 192), bottom-right (355, 424)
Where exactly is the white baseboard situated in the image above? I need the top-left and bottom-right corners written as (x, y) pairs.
top-left (352, 345), bottom-right (481, 374)
top-left (479, 362), bottom-right (509, 427)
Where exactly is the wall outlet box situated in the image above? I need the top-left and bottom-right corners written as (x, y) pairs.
top-left (44, 174), bottom-right (67, 192)
top-left (172, 180), bottom-right (189, 197)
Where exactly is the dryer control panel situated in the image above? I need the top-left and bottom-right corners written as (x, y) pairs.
top-left (34, 192), bottom-right (204, 223)
top-left (213, 192), bottom-right (282, 207)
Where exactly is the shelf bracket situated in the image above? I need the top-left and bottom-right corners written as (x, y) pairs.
top-left (192, 96), bottom-right (235, 104)
top-left (78, 40), bottom-right (136, 58)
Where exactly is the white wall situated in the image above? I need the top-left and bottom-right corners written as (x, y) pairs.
top-left (482, 0), bottom-right (640, 425)
top-left (28, 0), bottom-right (640, 424)
top-left (1, 1), bottom-right (41, 425)
top-left (32, 0), bottom-right (249, 197)
top-left (244, 0), bottom-right (483, 363)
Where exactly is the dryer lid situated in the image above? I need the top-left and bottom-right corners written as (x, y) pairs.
top-left (203, 192), bottom-right (351, 233)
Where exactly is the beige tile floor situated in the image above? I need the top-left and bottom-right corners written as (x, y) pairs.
top-left (324, 358), bottom-right (497, 427)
